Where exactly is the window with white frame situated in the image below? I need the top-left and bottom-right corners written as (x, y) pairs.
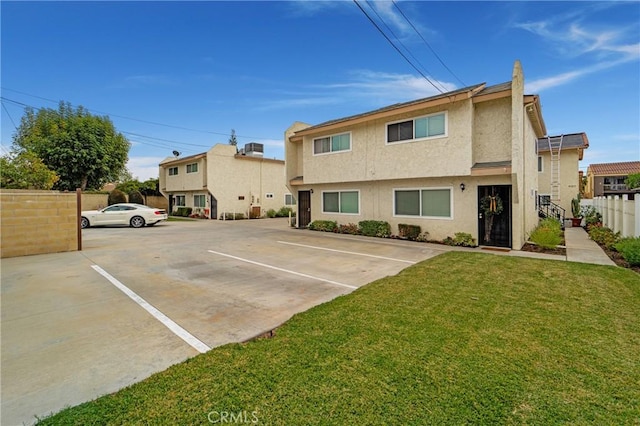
top-left (539, 194), bottom-right (551, 206)
top-left (387, 112), bottom-right (446, 143)
top-left (313, 132), bottom-right (351, 155)
top-left (285, 193), bottom-right (296, 205)
top-left (265, 193), bottom-right (274, 199)
top-left (538, 156), bottom-right (543, 173)
top-left (175, 195), bottom-right (186, 206)
top-left (186, 163), bottom-right (198, 173)
top-left (168, 167), bottom-right (178, 176)
top-left (194, 194), bottom-right (206, 207)
top-left (394, 188), bottom-right (452, 218)
top-left (322, 190), bottom-right (359, 214)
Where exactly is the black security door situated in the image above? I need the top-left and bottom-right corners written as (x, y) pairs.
top-left (210, 195), bottom-right (218, 220)
top-left (478, 185), bottom-right (512, 248)
top-left (298, 190), bottom-right (311, 228)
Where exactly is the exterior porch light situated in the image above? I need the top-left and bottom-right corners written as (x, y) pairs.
top-left (460, 183), bottom-right (466, 192)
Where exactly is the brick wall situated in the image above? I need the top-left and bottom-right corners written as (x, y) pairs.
top-left (0, 189), bottom-right (79, 258)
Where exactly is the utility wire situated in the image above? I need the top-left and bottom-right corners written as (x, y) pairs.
top-left (392, 0), bottom-right (466, 87)
top-left (353, 0), bottom-right (444, 94)
top-left (1, 96), bottom-right (212, 153)
top-left (1, 87), bottom-right (273, 141)
top-left (1, 100), bottom-right (18, 129)
top-left (364, 0), bottom-right (449, 93)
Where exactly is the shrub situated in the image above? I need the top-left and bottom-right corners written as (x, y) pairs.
top-left (338, 223), bottom-right (360, 235)
top-left (266, 209), bottom-right (277, 218)
top-left (220, 212), bottom-right (245, 220)
top-left (174, 207), bottom-right (193, 217)
top-left (443, 232), bottom-right (477, 247)
top-left (615, 237), bottom-right (640, 266)
top-left (581, 206), bottom-right (602, 230)
top-left (398, 224), bottom-right (421, 241)
top-left (358, 220), bottom-right (391, 238)
top-left (588, 225), bottom-right (620, 250)
top-left (309, 220), bottom-right (337, 232)
top-left (107, 188), bottom-right (127, 205)
top-left (276, 206), bottom-right (295, 217)
top-left (529, 218), bottom-right (563, 249)
top-left (128, 190), bottom-right (144, 205)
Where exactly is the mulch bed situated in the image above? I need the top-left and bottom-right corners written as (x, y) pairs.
top-left (521, 243), bottom-right (566, 256)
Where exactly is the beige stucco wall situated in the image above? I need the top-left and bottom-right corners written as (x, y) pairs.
top-left (207, 144), bottom-right (289, 218)
top-left (537, 150), bottom-right (580, 214)
top-left (472, 98), bottom-right (511, 165)
top-left (0, 190), bottom-right (78, 258)
top-left (163, 157), bottom-right (207, 192)
top-left (522, 111), bottom-right (541, 243)
top-left (300, 101), bottom-right (474, 185)
top-left (299, 175), bottom-right (514, 243)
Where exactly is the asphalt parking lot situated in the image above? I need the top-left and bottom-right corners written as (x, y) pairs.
top-left (1, 217), bottom-right (448, 425)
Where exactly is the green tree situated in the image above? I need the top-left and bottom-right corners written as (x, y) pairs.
top-left (625, 173), bottom-right (640, 190)
top-left (0, 151), bottom-right (59, 189)
top-left (12, 102), bottom-right (130, 191)
top-left (228, 129), bottom-right (237, 147)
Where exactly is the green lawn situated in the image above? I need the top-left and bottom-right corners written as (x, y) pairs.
top-left (39, 252), bottom-right (640, 425)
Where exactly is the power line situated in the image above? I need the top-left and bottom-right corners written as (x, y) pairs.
top-left (364, 0), bottom-right (449, 93)
top-left (353, 0), bottom-right (444, 94)
top-left (0, 96), bottom-right (212, 154)
top-left (1, 100), bottom-right (18, 129)
top-left (392, 0), bottom-right (466, 87)
top-left (0, 87), bottom-right (274, 141)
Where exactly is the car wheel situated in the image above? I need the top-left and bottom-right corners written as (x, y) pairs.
top-left (81, 217), bottom-right (90, 229)
top-left (130, 216), bottom-right (145, 228)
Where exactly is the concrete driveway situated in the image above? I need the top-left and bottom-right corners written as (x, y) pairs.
top-left (1, 218), bottom-right (447, 425)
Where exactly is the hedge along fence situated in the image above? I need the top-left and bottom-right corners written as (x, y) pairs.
top-left (81, 193), bottom-right (168, 210)
top-left (0, 189), bottom-right (80, 258)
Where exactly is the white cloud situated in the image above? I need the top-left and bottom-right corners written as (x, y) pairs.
top-left (516, 7), bottom-right (640, 93)
top-left (126, 156), bottom-right (165, 181)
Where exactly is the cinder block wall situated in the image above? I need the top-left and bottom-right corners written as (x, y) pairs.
top-left (0, 189), bottom-right (79, 258)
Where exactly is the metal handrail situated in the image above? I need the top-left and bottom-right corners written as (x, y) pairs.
top-left (538, 196), bottom-right (566, 224)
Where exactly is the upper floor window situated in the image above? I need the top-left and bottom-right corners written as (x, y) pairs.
top-left (168, 167), bottom-right (178, 176)
top-left (387, 112), bottom-right (446, 143)
top-left (313, 132), bottom-right (351, 155)
top-left (186, 163), bottom-right (198, 173)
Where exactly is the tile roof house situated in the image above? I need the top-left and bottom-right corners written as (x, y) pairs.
top-left (536, 132), bottom-right (589, 216)
top-left (159, 143), bottom-right (293, 219)
top-left (285, 61), bottom-right (547, 250)
top-left (585, 161), bottom-right (640, 198)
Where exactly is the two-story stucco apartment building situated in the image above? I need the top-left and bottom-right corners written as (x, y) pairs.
top-left (159, 143), bottom-right (294, 219)
top-left (285, 61), bottom-right (546, 249)
top-left (536, 133), bottom-right (589, 217)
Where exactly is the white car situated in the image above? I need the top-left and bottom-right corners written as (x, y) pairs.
top-left (81, 203), bottom-right (168, 229)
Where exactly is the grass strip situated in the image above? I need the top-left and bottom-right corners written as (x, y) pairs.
top-left (38, 252), bottom-right (640, 425)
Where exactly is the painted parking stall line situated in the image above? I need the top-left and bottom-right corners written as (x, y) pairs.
top-left (277, 241), bottom-right (416, 264)
top-left (207, 250), bottom-right (357, 290)
top-left (91, 265), bottom-right (210, 354)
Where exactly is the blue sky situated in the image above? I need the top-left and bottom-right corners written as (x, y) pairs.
top-left (1, 1), bottom-right (638, 181)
